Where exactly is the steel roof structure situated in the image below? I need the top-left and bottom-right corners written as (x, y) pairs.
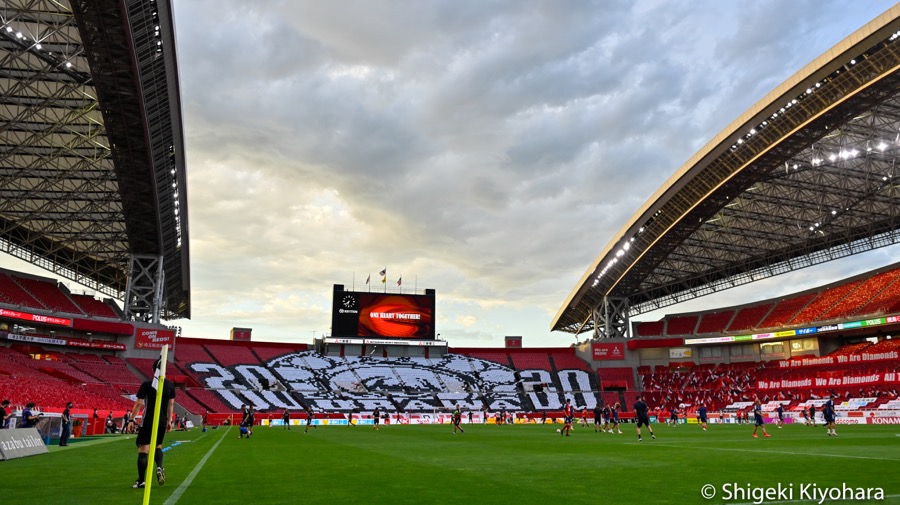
top-left (553, 6), bottom-right (900, 338)
top-left (0, 0), bottom-right (190, 320)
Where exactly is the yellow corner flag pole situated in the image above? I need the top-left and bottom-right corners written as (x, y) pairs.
top-left (143, 344), bottom-right (169, 504)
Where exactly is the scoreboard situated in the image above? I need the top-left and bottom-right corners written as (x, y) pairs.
top-left (331, 285), bottom-right (436, 339)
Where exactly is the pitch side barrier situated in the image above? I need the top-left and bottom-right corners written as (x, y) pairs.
top-left (0, 428), bottom-right (49, 461)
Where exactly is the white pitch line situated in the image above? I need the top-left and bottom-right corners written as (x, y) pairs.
top-left (730, 493), bottom-right (900, 505)
top-left (627, 441), bottom-right (900, 462)
top-left (164, 427), bottom-right (230, 505)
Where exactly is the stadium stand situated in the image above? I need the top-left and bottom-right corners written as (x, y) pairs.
top-left (757, 293), bottom-right (816, 329)
top-left (204, 344), bottom-right (261, 367)
top-left (635, 321), bottom-right (664, 337)
top-left (695, 310), bottom-right (735, 334)
top-left (726, 303), bottom-right (773, 332)
top-left (70, 293), bottom-right (121, 318)
top-left (13, 276), bottom-right (83, 314)
top-left (665, 315), bottom-right (699, 336)
top-left (0, 272), bottom-right (45, 309)
top-left (789, 280), bottom-right (864, 325)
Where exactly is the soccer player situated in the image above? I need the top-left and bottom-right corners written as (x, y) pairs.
top-left (561, 399), bottom-right (573, 436)
top-left (304, 406), bottom-right (316, 433)
top-left (601, 403), bottom-right (612, 433)
top-left (669, 406), bottom-right (679, 427)
top-left (807, 405), bottom-right (816, 427)
top-left (579, 407), bottom-right (588, 428)
top-left (633, 396), bottom-right (655, 441)
top-left (593, 404), bottom-right (604, 433)
top-left (752, 399), bottom-right (771, 439)
top-left (282, 408), bottom-right (291, 430)
top-left (800, 406), bottom-right (809, 426)
top-left (130, 359), bottom-right (175, 489)
top-left (372, 407), bottom-right (380, 431)
top-left (611, 402), bottom-right (622, 434)
top-left (452, 404), bottom-right (464, 434)
top-left (697, 404), bottom-right (708, 431)
top-left (238, 405), bottom-right (251, 438)
top-left (823, 394), bottom-right (838, 436)
top-left (776, 404), bottom-right (785, 429)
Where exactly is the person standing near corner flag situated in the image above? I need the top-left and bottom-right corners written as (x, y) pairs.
top-left (131, 357), bottom-right (176, 489)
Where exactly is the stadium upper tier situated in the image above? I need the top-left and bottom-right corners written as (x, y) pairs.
top-left (0, 0), bottom-right (190, 319)
top-left (554, 6), bottom-right (900, 336)
top-left (636, 262), bottom-right (900, 338)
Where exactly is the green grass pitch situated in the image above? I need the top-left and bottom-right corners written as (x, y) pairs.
top-left (1, 422), bottom-right (898, 504)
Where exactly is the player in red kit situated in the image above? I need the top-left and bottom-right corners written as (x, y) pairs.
top-left (561, 399), bottom-right (574, 437)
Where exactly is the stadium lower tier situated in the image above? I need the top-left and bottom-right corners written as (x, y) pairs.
top-left (0, 346), bottom-right (897, 417)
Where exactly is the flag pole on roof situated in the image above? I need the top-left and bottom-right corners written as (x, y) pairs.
top-left (142, 345), bottom-right (168, 505)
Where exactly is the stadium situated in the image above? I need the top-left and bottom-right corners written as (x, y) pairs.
top-left (1, 2), bottom-right (900, 504)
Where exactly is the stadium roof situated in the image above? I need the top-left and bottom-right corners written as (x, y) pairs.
top-left (553, 5), bottom-right (900, 336)
top-left (0, 0), bottom-right (190, 319)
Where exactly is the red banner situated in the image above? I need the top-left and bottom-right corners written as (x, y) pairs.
top-left (757, 372), bottom-right (898, 389)
top-left (777, 351), bottom-right (899, 368)
top-left (134, 328), bottom-right (175, 350)
top-left (592, 343), bottom-right (625, 360)
top-left (0, 308), bottom-right (72, 327)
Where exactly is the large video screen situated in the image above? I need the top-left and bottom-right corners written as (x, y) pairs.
top-left (332, 289), bottom-right (435, 339)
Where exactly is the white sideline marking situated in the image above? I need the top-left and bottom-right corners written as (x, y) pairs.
top-left (630, 442), bottom-right (900, 462)
top-left (164, 427), bottom-right (229, 505)
top-left (731, 493), bottom-right (900, 505)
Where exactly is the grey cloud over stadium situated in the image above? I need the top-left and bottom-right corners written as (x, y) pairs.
top-left (5, 0), bottom-right (896, 345)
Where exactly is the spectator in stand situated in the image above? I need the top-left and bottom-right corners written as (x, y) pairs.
top-left (130, 359), bottom-right (176, 489)
top-left (0, 399), bottom-right (9, 429)
top-left (59, 402), bottom-right (73, 446)
top-left (21, 402), bottom-right (41, 428)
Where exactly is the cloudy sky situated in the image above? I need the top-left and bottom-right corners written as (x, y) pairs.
top-left (4, 0), bottom-right (898, 347)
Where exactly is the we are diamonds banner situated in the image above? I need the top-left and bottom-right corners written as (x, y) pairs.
top-left (756, 372), bottom-right (898, 390)
top-left (777, 350), bottom-right (899, 368)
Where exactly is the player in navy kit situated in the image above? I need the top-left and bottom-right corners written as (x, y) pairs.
top-left (697, 404), bottom-right (708, 431)
top-left (752, 399), bottom-right (771, 438)
top-left (776, 404), bottom-right (785, 429)
top-left (823, 394), bottom-right (838, 436)
top-left (611, 402), bottom-right (622, 434)
top-left (593, 404), bottom-right (604, 433)
top-left (633, 396), bottom-right (656, 441)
